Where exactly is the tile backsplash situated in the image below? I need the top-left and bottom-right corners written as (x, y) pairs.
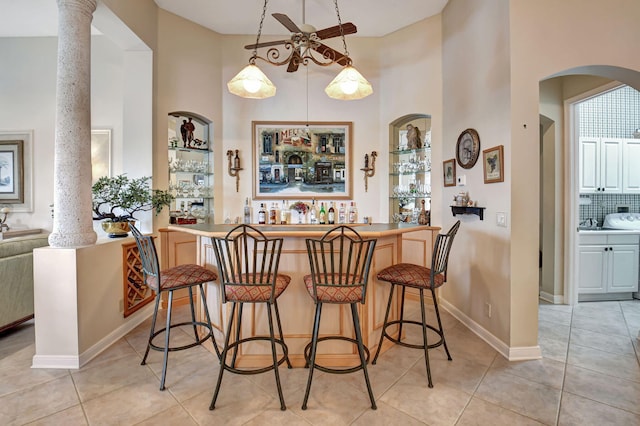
top-left (579, 193), bottom-right (640, 226)
top-left (579, 85), bottom-right (640, 139)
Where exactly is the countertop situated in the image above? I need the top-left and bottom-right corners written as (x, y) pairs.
top-left (168, 222), bottom-right (440, 238)
top-left (578, 228), bottom-right (640, 234)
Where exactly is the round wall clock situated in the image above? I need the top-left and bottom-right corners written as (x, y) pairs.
top-left (456, 128), bottom-right (480, 169)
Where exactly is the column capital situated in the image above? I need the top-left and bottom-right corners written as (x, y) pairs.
top-left (57, 0), bottom-right (97, 17)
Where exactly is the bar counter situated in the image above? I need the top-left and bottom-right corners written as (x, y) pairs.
top-left (167, 222), bottom-right (440, 368)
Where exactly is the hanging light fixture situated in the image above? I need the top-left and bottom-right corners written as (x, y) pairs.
top-left (227, 0), bottom-right (276, 99)
top-left (227, 0), bottom-right (372, 100)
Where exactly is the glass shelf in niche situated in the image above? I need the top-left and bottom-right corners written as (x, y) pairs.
top-left (389, 170), bottom-right (431, 177)
top-left (389, 195), bottom-right (431, 200)
top-left (390, 147), bottom-right (431, 155)
top-left (171, 170), bottom-right (214, 176)
top-left (168, 146), bottom-right (210, 153)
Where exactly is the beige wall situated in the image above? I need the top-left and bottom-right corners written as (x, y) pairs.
top-left (442, 0), bottom-right (513, 344)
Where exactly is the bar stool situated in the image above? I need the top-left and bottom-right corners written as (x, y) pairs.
top-left (302, 225), bottom-right (377, 410)
top-left (372, 220), bottom-right (460, 388)
top-left (129, 223), bottom-right (220, 391)
top-left (209, 224), bottom-right (292, 411)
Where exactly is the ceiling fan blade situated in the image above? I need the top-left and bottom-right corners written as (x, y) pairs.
top-left (287, 50), bottom-right (302, 73)
top-left (313, 43), bottom-right (350, 66)
top-left (315, 22), bottom-right (357, 40)
top-left (244, 39), bottom-right (289, 50)
top-left (272, 13), bottom-right (301, 33)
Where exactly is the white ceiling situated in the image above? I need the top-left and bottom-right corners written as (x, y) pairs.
top-left (0, 0), bottom-right (448, 38)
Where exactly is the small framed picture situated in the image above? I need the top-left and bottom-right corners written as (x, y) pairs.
top-left (483, 145), bottom-right (504, 183)
top-left (443, 159), bottom-right (456, 187)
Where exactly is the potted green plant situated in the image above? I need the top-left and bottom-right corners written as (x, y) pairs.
top-left (92, 174), bottom-right (174, 237)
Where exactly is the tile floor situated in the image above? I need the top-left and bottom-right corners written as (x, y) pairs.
top-left (1, 299), bottom-right (639, 425)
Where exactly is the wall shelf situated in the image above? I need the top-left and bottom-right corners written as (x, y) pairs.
top-left (450, 205), bottom-right (485, 220)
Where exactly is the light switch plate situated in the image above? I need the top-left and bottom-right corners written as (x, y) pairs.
top-left (496, 212), bottom-right (507, 227)
top-left (457, 175), bottom-right (466, 186)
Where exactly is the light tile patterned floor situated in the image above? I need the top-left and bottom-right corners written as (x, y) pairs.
top-left (1, 299), bottom-right (639, 425)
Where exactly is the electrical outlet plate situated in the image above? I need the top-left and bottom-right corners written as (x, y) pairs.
top-left (496, 212), bottom-right (507, 227)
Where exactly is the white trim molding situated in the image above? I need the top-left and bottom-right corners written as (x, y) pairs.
top-left (440, 298), bottom-right (542, 361)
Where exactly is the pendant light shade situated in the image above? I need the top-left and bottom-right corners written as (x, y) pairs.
top-left (227, 64), bottom-right (276, 99)
top-left (325, 65), bottom-right (373, 100)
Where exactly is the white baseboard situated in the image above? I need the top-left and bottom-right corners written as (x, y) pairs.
top-left (32, 304), bottom-right (153, 370)
top-left (539, 291), bottom-right (564, 304)
top-left (440, 298), bottom-right (542, 361)
top-left (32, 355), bottom-right (80, 369)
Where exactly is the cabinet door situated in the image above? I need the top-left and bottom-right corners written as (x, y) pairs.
top-left (623, 138), bottom-right (640, 193)
top-left (608, 244), bottom-right (639, 292)
top-left (579, 137), bottom-right (599, 193)
top-left (600, 138), bottom-right (623, 193)
top-left (577, 245), bottom-right (607, 293)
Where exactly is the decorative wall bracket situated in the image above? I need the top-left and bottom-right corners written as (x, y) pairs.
top-left (360, 151), bottom-right (377, 192)
top-left (227, 149), bottom-right (243, 192)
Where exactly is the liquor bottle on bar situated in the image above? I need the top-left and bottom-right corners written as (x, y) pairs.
top-left (243, 197), bottom-right (251, 224)
top-left (328, 202), bottom-right (335, 224)
top-left (280, 200), bottom-right (288, 224)
top-left (309, 199), bottom-right (317, 224)
top-left (258, 203), bottom-right (266, 224)
top-left (348, 201), bottom-right (357, 224)
top-left (338, 203), bottom-right (346, 224)
top-left (319, 202), bottom-right (326, 224)
top-left (269, 202), bottom-right (277, 225)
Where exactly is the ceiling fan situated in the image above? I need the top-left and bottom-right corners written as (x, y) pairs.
top-left (244, 9), bottom-right (357, 73)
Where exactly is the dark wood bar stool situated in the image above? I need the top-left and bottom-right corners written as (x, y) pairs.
top-left (209, 224), bottom-right (292, 411)
top-left (302, 225), bottom-right (377, 410)
top-left (129, 223), bottom-right (220, 391)
top-left (372, 220), bottom-right (460, 388)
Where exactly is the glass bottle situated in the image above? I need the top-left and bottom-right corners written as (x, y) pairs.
top-left (348, 201), bottom-right (357, 224)
top-left (243, 197), bottom-right (251, 224)
top-left (258, 203), bottom-right (266, 224)
top-left (338, 203), bottom-right (346, 224)
top-left (328, 202), bottom-right (335, 224)
top-left (309, 199), bottom-right (317, 224)
top-left (319, 202), bottom-right (326, 224)
top-left (269, 202), bottom-right (277, 225)
top-left (280, 200), bottom-right (288, 224)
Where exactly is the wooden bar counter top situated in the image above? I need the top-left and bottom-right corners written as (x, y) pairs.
top-left (167, 222), bottom-right (440, 368)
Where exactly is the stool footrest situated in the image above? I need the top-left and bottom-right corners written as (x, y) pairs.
top-left (304, 336), bottom-right (371, 374)
top-left (148, 321), bottom-right (214, 353)
top-left (222, 336), bottom-right (290, 375)
top-left (382, 319), bottom-right (445, 350)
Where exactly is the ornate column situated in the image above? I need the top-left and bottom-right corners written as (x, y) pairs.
top-left (49, 0), bottom-right (98, 247)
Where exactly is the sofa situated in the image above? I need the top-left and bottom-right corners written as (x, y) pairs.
top-left (0, 233), bottom-right (49, 333)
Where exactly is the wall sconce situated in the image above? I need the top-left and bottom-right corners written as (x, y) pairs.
top-left (0, 206), bottom-right (10, 232)
top-left (227, 149), bottom-right (243, 192)
top-left (360, 151), bottom-right (377, 192)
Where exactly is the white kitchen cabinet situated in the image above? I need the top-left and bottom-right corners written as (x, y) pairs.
top-left (578, 233), bottom-right (639, 297)
top-left (579, 137), bottom-right (622, 194)
top-left (622, 138), bottom-right (640, 193)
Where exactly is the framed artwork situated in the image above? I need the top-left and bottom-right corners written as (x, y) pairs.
top-left (91, 129), bottom-right (111, 184)
top-left (456, 128), bottom-right (481, 169)
top-left (443, 158), bottom-right (456, 187)
top-left (252, 121), bottom-right (352, 200)
top-left (0, 140), bottom-right (24, 203)
top-left (483, 145), bottom-right (504, 183)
